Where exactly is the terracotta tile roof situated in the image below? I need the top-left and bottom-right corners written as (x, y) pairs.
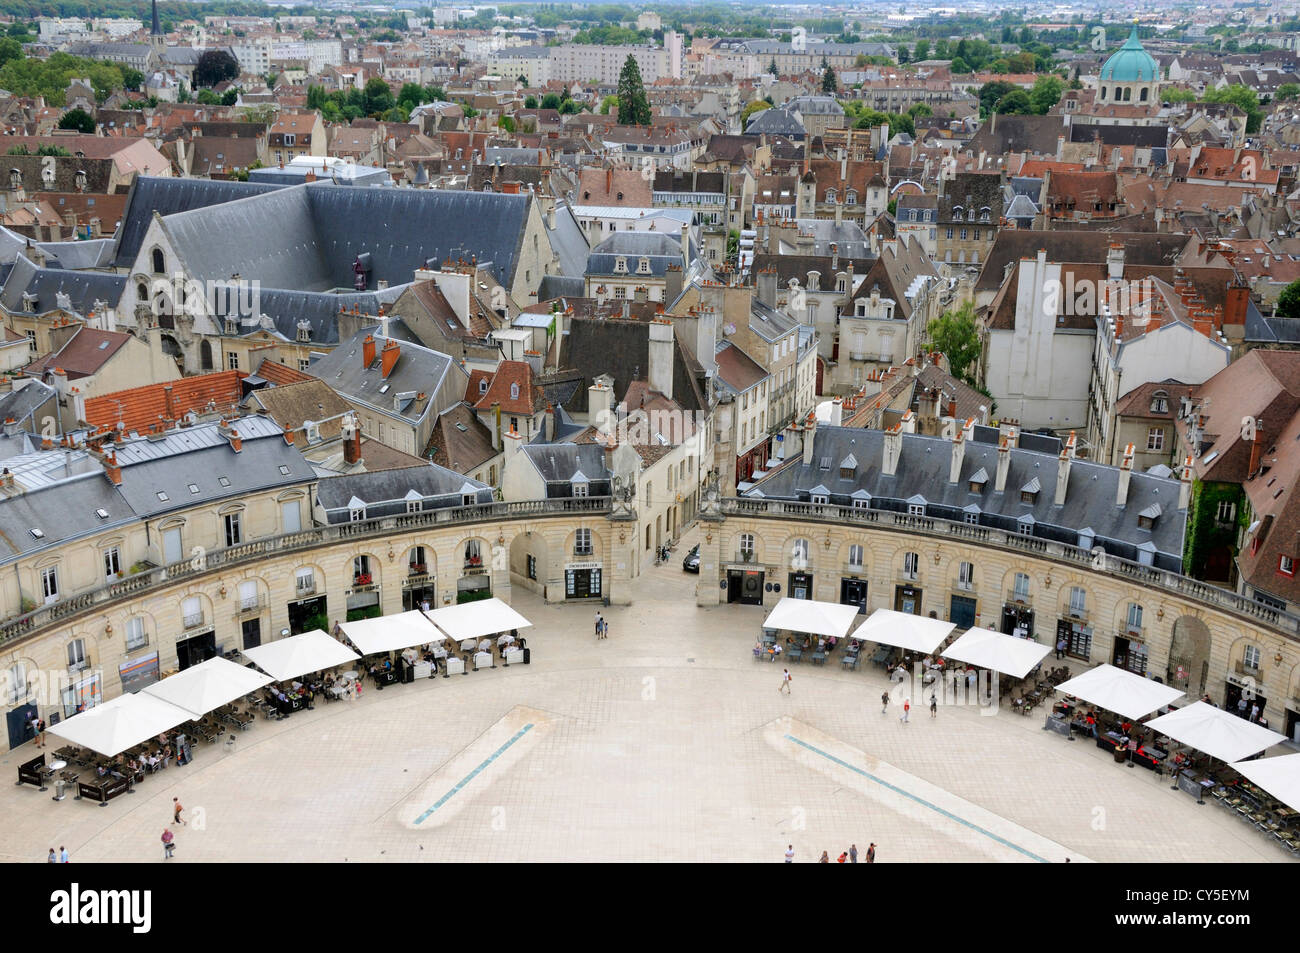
top-left (254, 359), bottom-right (314, 386)
top-left (26, 327), bottom-right (132, 380)
top-left (84, 370), bottom-right (246, 432)
top-left (470, 360), bottom-right (540, 415)
top-left (427, 403), bottom-right (498, 474)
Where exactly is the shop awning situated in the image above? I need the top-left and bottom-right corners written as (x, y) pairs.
top-left (1144, 702), bottom-right (1287, 763)
top-left (340, 610), bottom-right (445, 655)
top-left (761, 597), bottom-right (860, 638)
top-left (1053, 664), bottom-right (1184, 720)
top-left (46, 692), bottom-right (194, 757)
top-left (142, 656), bottom-right (272, 718)
top-left (1230, 753), bottom-right (1300, 813)
top-left (941, 627), bottom-right (1052, 678)
top-left (242, 629), bottom-right (361, 682)
top-left (426, 597), bottom-right (532, 642)
top-left (850, 608), bottom-right (954, 654)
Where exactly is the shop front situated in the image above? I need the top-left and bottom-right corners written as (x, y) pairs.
top-left (840, 577), bottom-right (868, 614)
top-left (403, 576), bottom-right (438, 611)
top-left (950, 595), bottom-right (977, 629)
top-left (1112, 635), bottom-right (1148, 676)
top-left (1001, 603), bottom-right (1034, 638)
top-left (726, 568), bottom-right (765, 605)
top-left (788, 571), bottom-right (814, 600)
top-left (176, 630), bottom-right (216, 671)
top-left (346, 587), bottom-right (381, 621)
top-left (1225, 676), bottom-right (1269, 721)
top-left (565, 561), bottom-right (603, 599)
top-left (119, 652), bottom-right (161, 694)
top-left (1056, 618), bottom-right (1092, 661)
top-left (288, 595), bottom-right (328, 634)
top-left (894, 584), bottom-right (922, 614)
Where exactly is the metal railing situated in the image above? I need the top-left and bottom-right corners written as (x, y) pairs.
top-left (0, 496), bottom-right (613, 648)
top-left (719, 497), bottom-right (1300, 639)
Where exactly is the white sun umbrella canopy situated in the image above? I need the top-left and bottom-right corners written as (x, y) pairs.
top-left (942, 627), bottom-right (1052, 678)
top-left (1144, 702), bottom-right (1287, 763)
top-left (241, 629), bottom-right (360, 682)
top-left (1053, 664), bottom-right (1184, 721)
top-left (339, 610), bottom-right (445, 656)
top-left (142, 656), bottom-right (272, 718)
top-left (46, 692), bottom-right (195, 757)
top-left (426, 597), bottom-right (532, 642)
top-left (851, 608), bottom-right (955, 654)
top-left (1230, 753), bottom-right (1300, 813)
top-left (762, 597), bottom-right (861, 638)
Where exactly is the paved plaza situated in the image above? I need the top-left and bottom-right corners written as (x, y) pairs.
top-left (1, 527), bottom-right (1292, 863)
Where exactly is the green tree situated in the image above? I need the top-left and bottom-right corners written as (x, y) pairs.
top-left (57, 106), bottom-right (94, 133)
top-left (194, 49), bottom-right (240, 88)
top-left (1029, 74), bottom-right (1063, 114)
top-left (913, 39), bottom-right (930, 60)
top-left (908, 102), bottom-right (933, 119)
top-left (1278, 83), bottom-right (1300, 101)
top-left (768, 58), bottom-right (779, 77)
top-left (540, 92), bottom-right (561, 110)
top-left (397, 82), bottom-right (426, 111)
top-left (1203, 84), bottom-right (1263, 133)
top-left (120, 66), bottom-right (143, 92)
top-left (307, 85), bottom-right (327, 111)
top-left (977, 80), bottom-right (1017, 117)
top-left (599, 94), bottom-right (618, 114)
top-left (926, 302), bottom-right (982, 383)
top-left (995, 89), bottom-right (1033, 114)
top-left (821, 63), bottom-right (837, 94)
top-left (1278, 279), bottom-right (1300, 319)
top-left (0, 37), bottom-right (22, 69)
top-left (363, 77), bottom-right (394, 116)
top-left (524, 95), bottom-right (538, 109)
top-left (741, 99), bottom-right (772, 123)
top-left (497, 114), bottom-right (515, 133)
top-left (616, 54), bottom-right (650, 125)
top-left (221, 89), bottom-right (239, 107)
top-left (517, 74), bottom-right (528, 85)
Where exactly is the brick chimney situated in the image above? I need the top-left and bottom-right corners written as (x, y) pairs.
top-left (1116, 442), bottom-right (1135, 506)
top-left (1054, 432), bottom-right (1076, 506)
top-left (948, 419), bottom-right (965, 484)
top-left (163, 384), bottom-right (175, 421)
top-left (882, 422), bottom-right (903, 476)
top-left (1224, 274), bottom-right (1250, 327)
top-left (995, 434), bottom-right (1012, 492)
top-left (380, 340), bottom-right (401, 378)
top-left (103, 450), bottom-right (121, 486)
top-left (342, 413), bottom-right (361, 465)
top-left (362, 334), bottom-right (376, 367)
top-left (228, 427), bottom-right (242, 453)
top-left (802, 411), bottom-right (817, 466)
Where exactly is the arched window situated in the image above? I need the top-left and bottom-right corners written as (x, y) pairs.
top-left (1139, 87), bottom-right (1149, 102)
top-left (151, 248), bottom-right (165, 274)
top-left (137, 281), bottom-right (148, 301)
top-left (1126, 603), bottom-right (1143, 632)
top-left (200, 340), bottom-right (213, 370)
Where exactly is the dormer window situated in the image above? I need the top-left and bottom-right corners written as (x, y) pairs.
top-left (1020, 478), bottom-right (1039, 504)
top-left (839, 453), bottom-right (857, 479)
top-left (479, 378), bottom-right (489, 395)
top-left (1138, 502), bottom-right (1161, 530)
top-left (845, 190), bottom-right (857, 205)
top-left (1281, 554), bottom-right (1295, 576)
top-left (951, 205), bottom-right (963, 218)
top-left (509, 381), bottom-right (520, 400)
top-left (614, 257), bottom-right (628, 274)
top-left (825, 189), bottom-right (837, 203)
top-left (637, 257), bottom-right (651, 274)
top-left (811, 493), bottom-right (828, 505)
top-left (1150, 390), bottom-right (1168, 414)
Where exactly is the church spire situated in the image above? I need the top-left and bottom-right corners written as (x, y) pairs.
top-left (150, 0), bottom-right (161, 36)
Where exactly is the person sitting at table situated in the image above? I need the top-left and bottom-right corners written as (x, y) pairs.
top-left (801, 635), bottom-right (811, 650)
top-left (96, 764), bottom-right (108, 778)
top-left (383, 658), bottom-right (393, 672)
top-left (771, 642), bottom-right (783, 658)
top-left (1085, 711), bottom-right (1097, 728)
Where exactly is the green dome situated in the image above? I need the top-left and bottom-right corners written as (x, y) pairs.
top-left (1100, 25), bottom-right (1158, 83)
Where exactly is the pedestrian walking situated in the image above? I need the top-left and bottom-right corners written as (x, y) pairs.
top-left (1250, 702), bottom-right (1260, 722)
top-left (47, 848), bottom-right (55, 864)
top-left (881, 690), bottom-right (890, 715)
top-left (1055, 637), bottom-right (1066, 660)
top-left (900, 699), bottom-right (910, 724)
top-left (594, 611), bottom-right (603, 638)
top-left (930, 693), bottom-right (938, 718)
top-left (866, 843), bottom-right (876, 863)
top-left (849, 844), bottom-right (858, 864)
top-left (1237, 697), bottom-right (1248, 717)
top-left (161, 828), bottom-right (175, 860)
top-left (599, 618), bottom-right (608, 640)
top-left (784, 844), bottom-right (794, 863)
top-left (173, 797), bottom-right (185, 825)
top-left (35, 717), bottom-right (46, 748)
top-left (59, 846), bottom-right (69, 863)
top-left (818, 851), bottom-right (829, 863)
top-left (778, 668), bottom-right (792, 694)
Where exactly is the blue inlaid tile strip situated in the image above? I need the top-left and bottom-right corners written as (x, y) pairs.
top-left (415, 723), bottom-right (535, 825)
top-left (784, 734), bottom-right (1051, 863)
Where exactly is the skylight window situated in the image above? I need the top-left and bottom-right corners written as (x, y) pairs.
top-left (279, 465), bottom-right (291, 475)
top-left (219, 477), bottom-right (231, 487)
top-left (379, 384), bottom-right (390, 394)
top-left (188, 484), bottom-right (199, 494)
top-left (157, 491), bottom-right (169, 501)
top-left (95, 508), bottom-right (109, 520)
top-left (29, 528), bottom-right (43, 539)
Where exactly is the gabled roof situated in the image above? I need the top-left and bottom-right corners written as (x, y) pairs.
top-left (26, 327), bottom-right (132, 380)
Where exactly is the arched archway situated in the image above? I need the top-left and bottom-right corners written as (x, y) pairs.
top-left (457, 536), bottom-right (492, 603)
top-left (1168, 615), bottom-right (1212, 695)
top-left (159, 333), bottom-right (183, 371)
top-left (509, 531), bottom-right (549, 598)
top-left (200, 339), bottom-right (213, 370)
top-left (346, 553), bottom-right (381, 621)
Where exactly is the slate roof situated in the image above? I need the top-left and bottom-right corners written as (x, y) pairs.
top-left (558, 316), bottom-right (705, 414)
top-left (306, 327), bottom-right (461, 425)
top-left (750, 425), bottom-right (1186, 570)
top-left (113, 176), bottom-right (283, 268)
top-left (977, 231), bottom-right (1190, 295)
top-left (316, 463), bottom-right (490, 517)
top-left (0, 253), bottom-right (126, 316)
top-left (519, 442), bottom-right (610, 483)
top-left (157, 183), bottom-right (532, 293)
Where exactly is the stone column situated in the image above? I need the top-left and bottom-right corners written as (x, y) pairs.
top-left (603, 513), bottom-right (638, 605)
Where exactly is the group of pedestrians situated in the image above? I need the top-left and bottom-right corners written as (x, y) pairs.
top-left (594, 611), bottom-right (609, 640)
top-left (784, 843), bottom-right (875, 863)
top-left (881, 690), bottom-right (939, 722)
top-left (45, 846), bottom-right (69, 863)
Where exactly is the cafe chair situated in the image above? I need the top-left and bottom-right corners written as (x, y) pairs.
top-left (225, 734), bottom-right (236, 753)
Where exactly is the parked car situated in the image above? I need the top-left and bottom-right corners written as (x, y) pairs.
top-left (682, 544), bottom-right (700, 573)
